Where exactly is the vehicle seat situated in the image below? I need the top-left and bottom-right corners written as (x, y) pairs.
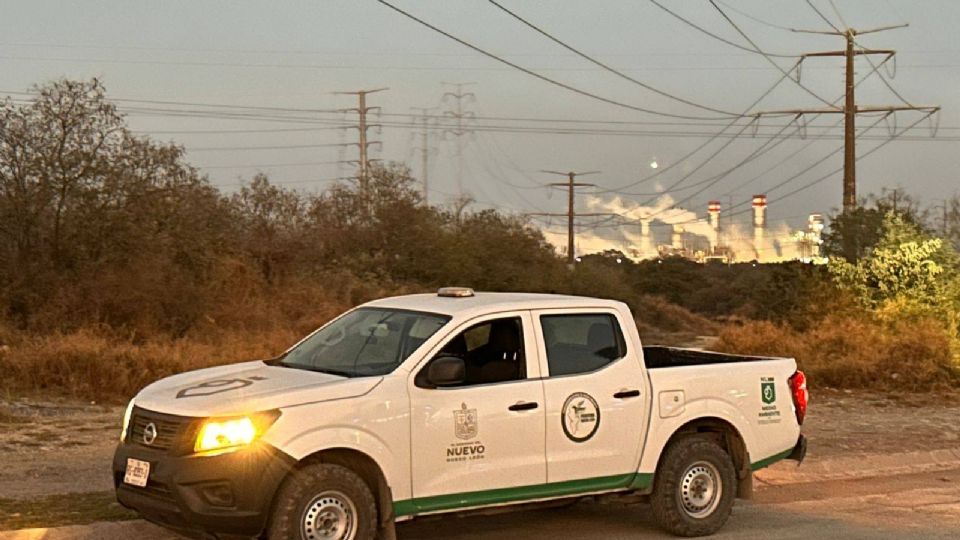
top-left (587, 321), bottom-right (619, 362)
top-left (477, 320), bottom-right (523, 383)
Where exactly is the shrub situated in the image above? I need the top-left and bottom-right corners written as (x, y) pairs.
top-left (714, 316), bottom-right (959, 391)
top-left (0, 329), bottom-right (300, 402)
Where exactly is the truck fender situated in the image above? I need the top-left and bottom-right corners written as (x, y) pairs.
top-left (267, 426), bottom-right (402, 500)
top-left (638, 398), bottom-right (757, 496)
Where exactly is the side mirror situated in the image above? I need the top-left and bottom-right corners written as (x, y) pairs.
top-left (418, 356), bottom-right (466, 388)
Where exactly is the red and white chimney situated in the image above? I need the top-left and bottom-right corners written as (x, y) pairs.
top-left (752, 195), bottom-right (767, 229)
top-left (752, 195), bottom-right (768, 258)
top-left (708, 200), bottom-right (721, 232)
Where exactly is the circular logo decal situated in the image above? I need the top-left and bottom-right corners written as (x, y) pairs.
top-left (143, 422), bottom-right (158, 445)
top-left (561, 392), bottom-right (600, 443)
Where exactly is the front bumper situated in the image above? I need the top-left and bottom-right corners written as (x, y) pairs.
top-left (113, 440), bottom-right (295, 539)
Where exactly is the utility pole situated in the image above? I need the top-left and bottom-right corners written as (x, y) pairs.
top-left (934, 199), bottom-right (949, 237)
top-left (441, 82), bottom-right (476, 198)
top-left (410, 107), bottom-right (437, 204)
top-left (758, 25), bottom-right (938, 214)
top-left (943, 200), bottom-right (949, 238)
top-left (883, 187), bottom-right (903, 213)
top-left (335, 88), bottom-right (388, 194)
top-left (528, 170), bottom-right (608, 264)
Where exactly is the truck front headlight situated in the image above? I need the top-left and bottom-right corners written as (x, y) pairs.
top-left (120, 399), bottom-right (135, 442)
top-left (194, 411), bottom-right (280, 454)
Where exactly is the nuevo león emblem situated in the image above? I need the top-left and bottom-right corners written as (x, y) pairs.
top-left (561, 392), bottom-right (600, 443)
top-left (761, 380), bottom-right (776, 404)
top-left (454, 402), bottom-right (478, 440)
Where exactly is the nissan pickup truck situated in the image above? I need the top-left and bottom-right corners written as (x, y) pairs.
top-left (113, 288), bottom-right (808, 539)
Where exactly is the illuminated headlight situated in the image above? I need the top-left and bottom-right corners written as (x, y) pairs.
top-left (120, 399), bottom-right (135, 443)
top-left (194, 411), bottom-right (280, 454)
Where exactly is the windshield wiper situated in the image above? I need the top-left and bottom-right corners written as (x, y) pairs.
top-left (277, 362), bottom-right (354, 378)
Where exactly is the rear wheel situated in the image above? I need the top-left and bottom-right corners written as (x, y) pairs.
top-left (651, 436), bottom-right (737, 537)
top-left (267, 463), bottom-right (377, 540)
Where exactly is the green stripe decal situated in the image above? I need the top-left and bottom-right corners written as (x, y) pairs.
top-left (394, 472), bottom-right (653, 517)
top-left (750, 448), bottom-right (793, 471)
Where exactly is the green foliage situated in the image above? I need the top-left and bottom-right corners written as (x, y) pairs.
top-left (822, 192), bottom-right (927, 262)
top-left (626, 257), bottom-right (828, 326)
top-left (828, 213), bottom-right (960, 322)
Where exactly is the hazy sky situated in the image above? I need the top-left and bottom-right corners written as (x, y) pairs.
top-left (3, 0), bottom-right (959, 236)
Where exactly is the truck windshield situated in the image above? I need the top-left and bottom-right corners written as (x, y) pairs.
top-left (279, 308), bottom-right (450, 377)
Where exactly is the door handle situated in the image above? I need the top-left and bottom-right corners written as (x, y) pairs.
top-left (614, 389), bottom-right (641, 399)
top-left (508, 401), bottom-right (539, 412)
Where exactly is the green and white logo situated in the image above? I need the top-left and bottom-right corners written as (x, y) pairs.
top-left (761, 380), bottom-right (776, 404)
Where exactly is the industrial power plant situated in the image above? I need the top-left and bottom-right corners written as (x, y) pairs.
top-left (545, 194), bottom-right (826, 265)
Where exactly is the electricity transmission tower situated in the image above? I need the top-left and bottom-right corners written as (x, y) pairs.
top-left (529, 170), bottom-right (611, 264)
top-left (757, 25), bottom-right (938, 213)
top-left (335, 88), bottom-right (388, 194)
top-left (441, 82), bottom-right (476, 197)
top-left (410, 107), bottom-right (438, 204)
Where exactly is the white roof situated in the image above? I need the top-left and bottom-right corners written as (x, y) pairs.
top-left (363, 292), bottom-right (625, 319)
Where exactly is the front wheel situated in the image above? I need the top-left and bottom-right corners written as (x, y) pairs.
top-left (267, 463), bottom-right (378, 540)
top-left (651, 436), bottom-right (737, 537)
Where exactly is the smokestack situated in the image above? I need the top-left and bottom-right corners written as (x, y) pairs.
top-left (752, 195), bottom-right (767, 229)
top-left (807, 213), bottom-right (824, 234)
top-left (708, 201), bottom-right (721, 232)
top-left (672, 224), bottom-right (684, 250)
top-left (752, 195), bottom-right (767, 258)
top-left (807, 213), bottom-right (825, 261)
top-left (640, 219), bottom-right (651, 238)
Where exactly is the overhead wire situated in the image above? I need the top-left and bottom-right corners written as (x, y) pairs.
top-left (375, 0), bottom-right (739, 121)
top-left (715, 1), bottom-right (796, 32)
top-left (486, 0), bottom-right (744, 117)
top-left (705, 0), bottom-right (840, 108)
top-left (646, 0), bottom-right (799, 58)
top-left (652, 42), bottom-right (897, 202)
top-left (722, 112), bottom-right (931, 221)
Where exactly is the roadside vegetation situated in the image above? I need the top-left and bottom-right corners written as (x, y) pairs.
top-left (1, 79), bottom-right (959, 400)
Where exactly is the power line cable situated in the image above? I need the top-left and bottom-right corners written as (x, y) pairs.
top-left (804, 0), bottom-right (843, 32)
top-left (486, 0), bottom-right (743, 117)
top-left (595, 66), bottom-right (796, 194)
top-left (705, 0), bottom-right (840, 108)
top-left (810, 0), bottom-right (916, 108)
top-left (647, 0), bottom-right (799, 58)
top-left (725, 112), bottom-right (931, 219)
top-left (715, 1), bottom-right (796, 31)
top-left (375, 0), bottom-right (738, 121)
top-left (187, 142), bottom-right (349, 152)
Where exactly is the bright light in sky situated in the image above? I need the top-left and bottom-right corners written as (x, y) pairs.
top-left (649, 160), bottom-right (659, 169)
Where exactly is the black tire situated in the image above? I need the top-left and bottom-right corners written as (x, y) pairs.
top-left (650, 436), bottom-right (737, 537)
top-left (267, 463), bottom-right (378, 540)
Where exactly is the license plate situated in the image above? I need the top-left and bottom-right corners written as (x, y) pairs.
top-left (124, 458), bottom-right (150, 488)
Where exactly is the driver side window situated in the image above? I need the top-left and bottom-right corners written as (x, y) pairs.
top-left (432, 317), bottom-right (526, 386)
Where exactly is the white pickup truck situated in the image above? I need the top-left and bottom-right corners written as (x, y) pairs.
top-left (113, 289), bottom-right (807, 539)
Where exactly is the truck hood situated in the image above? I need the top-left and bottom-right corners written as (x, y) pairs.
top-left (132, 360), bottom-right (383, 417)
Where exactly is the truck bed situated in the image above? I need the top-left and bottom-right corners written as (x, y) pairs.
top-left (642, 346), bottom-right (783, 369)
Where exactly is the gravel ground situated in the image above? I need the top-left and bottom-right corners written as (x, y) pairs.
top-left (2, 387), bottom-right (959, 500)
top-left (798, 388), bottom-right (960, 460)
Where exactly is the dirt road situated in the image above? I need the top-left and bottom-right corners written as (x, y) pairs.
top-left (2, 389), bottom-right (959, 537)
top-left (4, 468), bottom-right (959, 539)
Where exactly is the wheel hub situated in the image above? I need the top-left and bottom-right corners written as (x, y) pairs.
top-left (302, 491), bottom-right (357, 540)
top-left (679, 461), bottom-right (722, 519)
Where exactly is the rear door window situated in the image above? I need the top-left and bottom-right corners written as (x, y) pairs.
top-left (540, 314), bottom-right (627, 377)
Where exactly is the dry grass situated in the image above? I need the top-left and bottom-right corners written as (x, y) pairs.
top-left (634, 295), bottom-right (718, 336)
top-left (714, 316), bottom-right (960, 391)
top-left (0, 328), bottom-right (303, 402)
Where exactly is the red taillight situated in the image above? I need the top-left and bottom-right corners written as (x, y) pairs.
top-left (789, 370), bottom-right (808, 425)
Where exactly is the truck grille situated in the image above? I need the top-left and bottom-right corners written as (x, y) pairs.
top-left (129, 407), bottom-right (193, 453)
